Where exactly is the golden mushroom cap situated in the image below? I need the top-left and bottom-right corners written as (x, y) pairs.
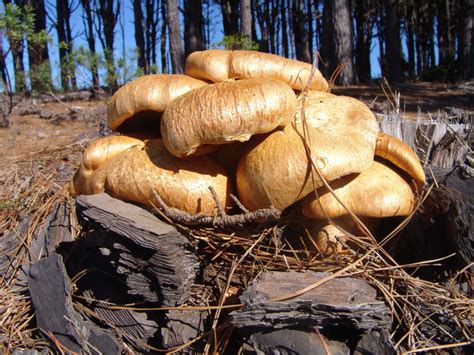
top-left (107, 74), bottom-right (207, 132)
top-left (236, 92), bottom-right (379, 211)
top-left (161, 78), bottom-right (297, 158)
top-left (301, 161), bottom-right (415, 219)
top-left (375, 132), bottom-right (426, 186)
top-left (70, 135), bottom-right (145, 196)
top-left (82, 139), bottom-right (232, 214)
top-left (185, 49), bottom-right (328, 91)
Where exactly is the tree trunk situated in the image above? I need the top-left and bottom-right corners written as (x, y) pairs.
top-left (81, 0), bottom-right (100, 90)
top-left (354, 0), bottom-right (371, 83)
top-left (133, 0), bottom-right (146, 72)
top-left (98, 0), bottom-right (119, 89)
top-left (56, 0), bottom-right (69, 91)
top-left (332, 0), bottom-right (357, 85)
top-left (320, 0), bottom-right (335, 77)
top-left (240, 0), bottom-right (252, 40)
top-left (459, 0), bottom-right (473, 79)
top-left (221, 0), bottom-right (239, 36)
top-left (185, 0), bottom-right (205, 56)
top-left (385, 0), bottom-right (401, 82)
top-left (167, 0), bottom-right (184, 73)
top-left (160, 0), bottom-right (169, 73)
top-left (63, 0), bottom-right (77, 90)
top-left (404, 1), bottom-right (415, 78)
top-left (26, 0), bottom-right (51, 92)
top-left (255, 1), bottom-right (269, 52)
top-left (280, 0), bottom-right (289, 57)
top-left (307, 0), bottom-right (314, 62)
top-left (292, 0), bottom-right (311, 63)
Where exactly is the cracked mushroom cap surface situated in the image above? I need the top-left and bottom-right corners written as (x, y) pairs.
top-left (236, 91), bottom-right (379, 211)
top-left (107, 74), bottom-right (208, 132)
top-left (81, 139), bottom-right (232, 214)
top-left (301, 161), bottom-right (415, 219)
top-left (185, 49), bottom-right (328, 91)
top-left (161, 78), bottom-right (297, 158)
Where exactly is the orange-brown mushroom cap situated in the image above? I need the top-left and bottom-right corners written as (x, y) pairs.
top-left (185, 49), bottom-right (328, 91)
top-left (236, 91), bottom-right (379, 211)
top-left (301, 161), bottom-right (415, 219)
top-left (107, 74), bottom-right (207, 132)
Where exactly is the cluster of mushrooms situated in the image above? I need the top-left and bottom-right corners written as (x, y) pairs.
top-left (70, 49), bottom-right (425, 255)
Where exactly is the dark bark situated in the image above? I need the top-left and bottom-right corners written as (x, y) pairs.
top-left (26, 0), bottom-right (51, 92)
top-left (240, 0), bottom-right (252, 39)
top-left (184, 0), bottom-right (205, 56)
top-left (320, 0), bottom-right (335, 76)
top-left (56, 0), bottom-right (69, 91)
top-left (292, 0), bottom-right (311, 62)
top-left (221, 0), bottom-right (239, 36)
top-left (354, 0), bottom-right (372, 83)
top-left (97, 0), bottom-right (120, 89)
top-left (167, 0), bottom-right (184, 73)
top-left (80, 0), bottom-right (100, 89)
top-left (385, 0), bottom-right (401, 82)
top-left (307, 0), bottom-right (314, 61)
top-left (332, 0), bottom-right (357, 84)
top-left (255, 1), bottom-right (269, 52)
top-left (280, 0), bottom-right (289, 57)
top-left (63, 0), bottom-right (77, 90)
top-left (160, 0), bottom-right (169, 73)
top-left (0, 29), bottom-right (9, 88)
top-left (459, 0), bottom-right (473, 79)
top-left (133, 0), bottom-right (146, 72)
top-left (404, 2), bottom-right (415, 78)
top-left (145, 0), bottom-right (159, 72)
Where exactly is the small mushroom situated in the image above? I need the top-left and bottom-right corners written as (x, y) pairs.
top-left (81, 139), bottom-right (232, 214)
top-left (301, 161), bottom-right (415, 219)
top-left (236, 91), bottom-right (378, 211)
top-left (70, 135), bottom-right (144, 196)
top-left (185, 49), bottom-right (328, 91)
top-left (161, 78), bottom-right (297, 158)
top-left (375, 132), bottom-right (426, 186)
top-left (107, 74), bottom-right (207, 132)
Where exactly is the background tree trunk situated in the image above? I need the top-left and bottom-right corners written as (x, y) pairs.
top-left (354, 0), bottom-right (372, 83)
top-left (240, 0), bottom-right (252, 40)
top-left (133, 0), bottom-right (146, 72)
top-left (160, 0), bottom-right (169, 73)
top-left (56, 0), bottom-right (69, 91)
top-left (167, 0), bottom-right (184, 73)
top-left (221, 0), bottom-right (239, 36)
top-left (292, 0), bottom-right (311, 62)
top-left (332, 0), bottom-right (357, 85)
top-left (185, 0), bottom-right (205, 56)
top-left (459, 0), bottom-right (473, 79)
top-left (97, 0), bottom-right (119, 89)
top-left (26, 0), bottom-right (51, 92)
top-left (385, 0), bottom-right (401, 82)
top-left (81, 0), bottom-right (100, 89)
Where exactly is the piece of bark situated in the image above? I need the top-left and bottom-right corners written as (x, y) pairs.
top-left (75, 193), bottom-right (199, 306)
top-left (27, 253), bottom-right (121, 354)
top-left (231, 271), bottom-right (391, 332)
top-left (388, 185), bottom-right (473, 272)
top-left (242, 329), bottom-right (350, 355)
top-left (160, 309), bottom-right (209, 349)
top-left (354, 330), bottom-right (395, 355)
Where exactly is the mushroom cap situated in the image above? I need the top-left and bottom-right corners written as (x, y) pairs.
top-left (107, 74), bottom-right (207, 132)
top-left (236, 91), bottom-right (378, 211)
top-left (185, 49), bottom-right (328, 91)
top-left (161, 78), bottom-right (297, 158)
top-left (375, 132), bottom-right (426, 186)
top-left (82, 139), bottom-right (232, 214)
top-left (70, 135), bottom-right (145, 196)
top-left (301, 161), bottom-right (415, 219)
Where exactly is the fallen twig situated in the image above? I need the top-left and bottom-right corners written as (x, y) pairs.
top-left (151, 189), bottom-right (281, 229)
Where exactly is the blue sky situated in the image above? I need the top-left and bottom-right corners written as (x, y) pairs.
top-left (1, 0), bottom-right (384, 91)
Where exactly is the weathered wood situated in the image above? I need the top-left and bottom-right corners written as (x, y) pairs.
top-left (75, 193), bottom-right (199, 306)
top-left (389, 184), bottom-right (473, 272)
top-left (231, 271), bottom-right (391, 332)
top-left (242, 329), bottom-right (350, 355)
top-left (28, 253), bottom-right (121, 353)
top-left (378, 119), bottom-right (471, 168)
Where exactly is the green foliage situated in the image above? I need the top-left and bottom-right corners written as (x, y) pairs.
top-left (216, 34), bottom-right (258, 51)
top-left (0, 3), bottom-right (51, 92)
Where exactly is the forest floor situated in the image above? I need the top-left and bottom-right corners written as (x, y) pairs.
top-left (0, 81), bottom-right (472, 352)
